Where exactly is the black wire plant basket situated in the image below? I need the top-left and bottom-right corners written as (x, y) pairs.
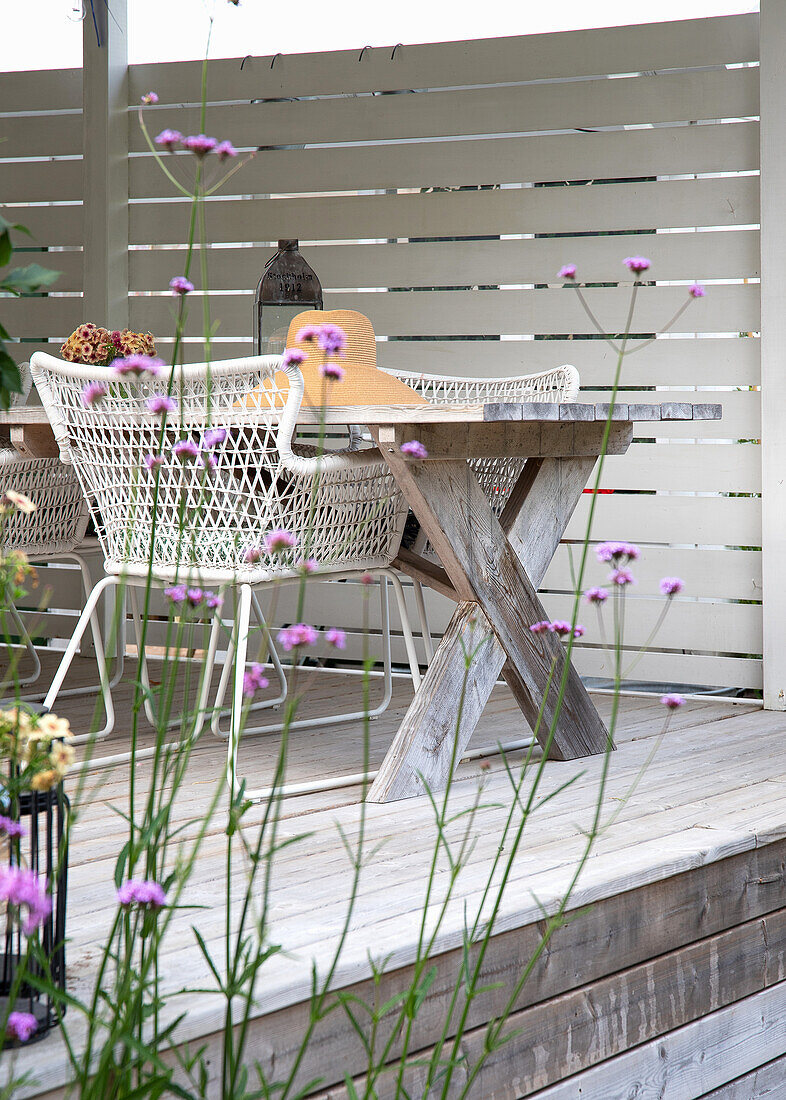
top-left (1, 784), bottom-right (69, 1045)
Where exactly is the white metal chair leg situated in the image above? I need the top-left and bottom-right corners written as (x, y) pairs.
top-left (42, 573), bottom-right (117, 741)
top-left (226, 583), bottom-right (253, 793)
top-left (410, 577), bottom-right (435, 664)
top-left (379, 568), bottom-right (422, 691)
top-left (1, 603), bottom-right (42, 688)
top-left (215, 575), bottom-right (396, 742)
top-left (209, 589), bottom-right (288, 738)
top-left (130, 582), bottom-right (229, 733)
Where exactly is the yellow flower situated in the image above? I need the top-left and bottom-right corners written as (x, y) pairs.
top-left (49, 741), bottom-right (75, 777)
top-left (3, 490), bottom-right (36, 514)
top-left (35, 714), bottom-right (72, 741)
top-left (30, 769), bottom-right (59, 792)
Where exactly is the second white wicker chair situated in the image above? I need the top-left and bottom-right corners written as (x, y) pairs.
top-left (0, 367), bottom-right (107, 700)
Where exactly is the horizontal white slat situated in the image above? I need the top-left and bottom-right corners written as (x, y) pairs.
top-left (2, 297), bottom-right (84, 338)
top-left (298, 627), bottom-right (762, 689)
top-left (542, 544), bottom-right (761, 602)
top-left (0, 158), bottom-right (82, 204)
top-left (128, 283), bottom-right (759, 339)
top-left (571, 647), bottom-right (761, 689)
top-left (602, 443), bottom-right (760, 493)
top-left (566, 492), bottom-right (760, 547)
top-left (129, 176), bottom-right (760, 245)
top-left (164, 336), bottom-right (760, 388)
top-left (130, 121), bottom-right (759, 200)
top-left (128, 14), bottom-right (759, 102)
top-left (0, 112), bottom-right (82, 159)
top-left (271, 574), bottom-right (760, 654)
top-left (0, 69), bottom-right (82, 113)
top-left (129, 67), bottom-right (758, 152)
top-left (129, 230), bottom-right (760, 293)
top-left (5, 204), bottom-right (83, 247)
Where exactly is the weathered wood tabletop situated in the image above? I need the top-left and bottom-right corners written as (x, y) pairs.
top-left (1, 401), bottom-right (722, 803)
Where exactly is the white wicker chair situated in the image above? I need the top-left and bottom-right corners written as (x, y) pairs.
top-left (382, 364), bottom-right (580, 660)
top-left (30, 351), bottom-right (420, 790)
top-left (0, 367), bottom-right (106, 698)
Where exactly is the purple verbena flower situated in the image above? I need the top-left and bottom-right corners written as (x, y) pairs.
top-left (660, 576), bottom-right (684, 596)
top-left (186, 587), bottom-right (203, 606)
top-left (199, 452), bottom-right (217, 471)
top-left (298, 557), bottom-right (318, 574)
top-left (278, 623), bottom-right (318, 651)
top-left (689, 283), bottom-right (706, 299)
top-left (360, 572), bottom-right (373, 586)
top-left (549, 621), bottom-right (574, 637)
top-left (164, 584), bottom-right (187, 604)
top-left (573, 624), bottom-right (586, 638)
top-left (173, 439), bottom-right (199, 461)
top-left (325, 627), bottom-right (347, 649)
top-left (141, 91), bottom-right (159, 105)
top-left (243, 546), bottom-right (263, 564)
top-left (215, 140), bottom-right (238, 161)
top-left (610, 568), bottom-right (635, 587)
top-left (182, 134), bottom-right (218, 157)
top-left (295, 325), bottom-right (321, 344)
top-left (661, 693), bottom-right (686, 709)
top-left (169, 276), bottom-right (194, 296)
top-left (242, 663), bottom-right (269, 698)
top-left (596, 541), bottom-right (640, 563)
top-left (81, 381), bottom-right (107, 407)
top-left (624, 256), bottom-right (651, 275)
top-left (204, 592), bottom-right (223, 610)
top-left (529, 621), bottom-right (552, 634)
top-left (0, 816), bottom-right (25, 839)
top-left (0, 866), bottom-right (52, 935)
top-left (117, 879), bottom-right (167, 910)
top-left (155, 129), bottom-right (183, 151)
top-left (317, 324), bottom-right (347, 356)
top-left (202, 427), bottom-right (227, 448)
top-left (585, 586), bottom-right (609, 604)
top-left (146, 394), bottom-right (177, 416)
top-left (263, 528), bottom-right (298, 554)
top-left (558, 263), bottom-right (577, 280)
top-left (5, 1012), bottom-right (37, 1043)
top-left (400, 440), bottom-right (428, 460)
top-left (144, 453), bottom-right (165, 471)
top-left (282, 348), bottom-right (306, 370)
top-left (113, 354), bottom-right (164, 378)
top-left (320, 362), bottom-right (345, 382)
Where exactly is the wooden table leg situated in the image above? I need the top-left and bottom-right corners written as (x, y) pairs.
top-left (368, 452), bottom-right (611, 803)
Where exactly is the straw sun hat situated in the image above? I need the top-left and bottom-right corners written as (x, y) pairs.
top-left (262, 309), bottom-right (427, 409)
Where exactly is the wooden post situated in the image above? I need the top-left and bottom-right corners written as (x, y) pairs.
top-left (760, 2), bottom-right (784, 709)
top-left (82, 2), bottom-right (128, 657)
top-left (82, 0), bottom-right (129, 331)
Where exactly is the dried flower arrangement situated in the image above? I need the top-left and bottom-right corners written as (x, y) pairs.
top-left (60, 324), bottom-right (156, 366)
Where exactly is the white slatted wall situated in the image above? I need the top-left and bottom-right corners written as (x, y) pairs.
top-left (1, 14), bottom-right (763, 690)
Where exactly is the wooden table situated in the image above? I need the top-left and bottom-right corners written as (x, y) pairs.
top-left (360, 399), bottom-right (722, 803)
top-left (1, 401), bottom-right (722, 804)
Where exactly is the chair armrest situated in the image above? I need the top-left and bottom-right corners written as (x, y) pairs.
top-left (29, 354), bottom-right (72, 464)
top-left (276, 359), bottom-right (385, 474)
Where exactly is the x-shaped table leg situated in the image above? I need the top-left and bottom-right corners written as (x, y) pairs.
top-left (368, 450), bottom-right (613, 802)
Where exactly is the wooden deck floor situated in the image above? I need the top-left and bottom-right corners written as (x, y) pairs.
top-left (4, 654), bottom-right (786, 1099)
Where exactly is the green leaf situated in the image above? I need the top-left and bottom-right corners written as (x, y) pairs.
top-left (0, 231), bottom-right (11, 270)
top-left (2, 262), bottom-right (60, 295)
top-left (0, 350), bottom-right (22, 411)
